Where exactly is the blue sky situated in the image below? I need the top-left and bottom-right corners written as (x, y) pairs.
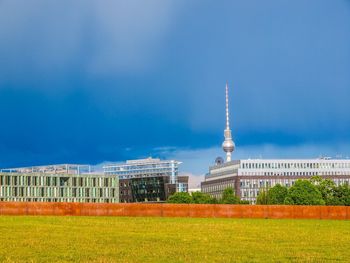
top-left (0, 1), bottom-right (350, 185)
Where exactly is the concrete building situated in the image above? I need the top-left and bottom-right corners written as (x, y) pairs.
top-left (103, 157), bottom-right (188, 202)
top-left (0, 164), bottom-right (119, 203)
top-left (201, 84), bottom-right (350, 203)
top-left (202, 158), bottom-right (350, 203)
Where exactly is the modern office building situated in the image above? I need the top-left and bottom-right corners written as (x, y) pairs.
top-left (201, 84), bottom-right (350, 203)
top-left (202, 158), bottom-right (350, 203)
top-left (0, 164), bottom-right (119, 203)
top-left (103, 158), bottom-right (188, 202)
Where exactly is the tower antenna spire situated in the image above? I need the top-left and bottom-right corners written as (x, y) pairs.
top-left (226, 82), bottom-right (230, 129)
top-left (222, 82), bottom-right (235, 162)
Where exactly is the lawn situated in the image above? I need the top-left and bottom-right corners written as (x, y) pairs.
top-left (0, 216), bottom-right (349, 262)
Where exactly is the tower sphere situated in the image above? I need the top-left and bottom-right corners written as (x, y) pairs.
top-left (222, 139), bottom-right (235, 153)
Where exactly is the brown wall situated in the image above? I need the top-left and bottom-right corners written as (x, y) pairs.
top-left (0, 202), bottom-right (349, 220)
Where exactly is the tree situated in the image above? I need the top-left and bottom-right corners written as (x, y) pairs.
top-left (167, 192), bottom-right (192, 203)
top-left (220, 187), bottom-right (240, 204)
top-left (328, 183), bottom-right (350, 206)
top-left (256, 189), bottom-right (269, 205)
top-left (284, 180), bottom-right (325, 205)
top-left (191, 191), bottom-right (215, 204)
top-left (268, 184), bottom-right (288, 204)
top-left (310, 176), bottom-right (336, 205)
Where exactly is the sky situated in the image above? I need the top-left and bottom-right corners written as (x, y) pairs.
top-left (0, 0), bottom-right (350, 187)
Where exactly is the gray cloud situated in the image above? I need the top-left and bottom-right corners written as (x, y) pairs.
top-left (0, 0), bottom-right (181, 85)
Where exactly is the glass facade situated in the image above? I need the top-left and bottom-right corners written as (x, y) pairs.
top-left (131, 176), bottom-right (166, 202)
top-left (103, 158), bottom-right (180, 181)
top-left (104, 158), bottom-right (188, 202)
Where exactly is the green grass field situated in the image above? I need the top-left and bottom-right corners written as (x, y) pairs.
top-left (0, 216), bottom-right (349, 262)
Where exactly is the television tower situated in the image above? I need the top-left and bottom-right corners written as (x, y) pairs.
top-left (222, 83), bottom-right (235, 162)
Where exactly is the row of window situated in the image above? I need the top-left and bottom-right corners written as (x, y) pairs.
top-left (240, 171), bottom-right (350, 176)
top-left (0, 197), bottom-right (118, 203)
top-left (241, 189), bottom-right (259, 198)
top-left (240, 179), bottom-right (293, 189)
top-left (241, 162), bottom-right (350, 170)
top-left (0, 186), bottom-right (118, 198)
top-left (202, 182), bottom-right (235, 195)
top-left (0, 175), bottom-right (117, 188)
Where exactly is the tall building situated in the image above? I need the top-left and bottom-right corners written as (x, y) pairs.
top-left (0, 164), bottom-right (119, 203)
top-left (103, 157), bottom-right (188, 202)
top-left (201, 84), bottom-right (350, 203)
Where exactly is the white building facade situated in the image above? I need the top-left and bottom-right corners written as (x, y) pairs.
top-left (202, 158), bottom-right (350, 203)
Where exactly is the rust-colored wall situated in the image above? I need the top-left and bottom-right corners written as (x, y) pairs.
top-left (0, 202), bottom-right (349, 220)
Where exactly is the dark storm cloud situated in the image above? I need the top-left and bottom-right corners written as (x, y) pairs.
top-left (0, 0), bottom-right (349, 168)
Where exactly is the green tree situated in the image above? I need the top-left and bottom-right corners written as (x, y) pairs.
top-left (310, 176), bottom-right (336, 205)
top-left (191, 191), bottom-right (215, 204)
top-left (284, 180), bottom-right (325, 205)
top-left (328, 183), bottom-right (350, 206)
top-left (268, 184), bottom-right (288, 204)
top-left (256, 189), bottom-right (269, 205)
top-left (167, 192), bottom-right (192, 203)
top-left (220, 187), bottom-right (240, 204)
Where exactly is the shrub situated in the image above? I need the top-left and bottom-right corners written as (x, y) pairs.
top-left (167, 192), bottom-right (192, 203)
top-left (268, 184), bottom-right (288, 204)
top-left (191, 192), bottom-right (216, 204)
top-left (221, 187), bottom-right (240, 204)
